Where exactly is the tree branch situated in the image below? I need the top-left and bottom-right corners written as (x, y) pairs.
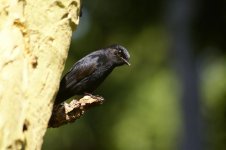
top-left (48, 95), bottom-right (104, 128)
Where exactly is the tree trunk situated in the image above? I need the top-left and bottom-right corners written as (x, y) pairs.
top-left (0, 0), bottom-right (80, 149)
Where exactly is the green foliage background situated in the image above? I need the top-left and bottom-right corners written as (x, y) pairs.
top-left (43, 0), bottom-right (226, 149)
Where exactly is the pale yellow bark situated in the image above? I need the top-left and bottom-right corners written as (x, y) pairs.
top-left (0, 0), bottom-right (80, 149)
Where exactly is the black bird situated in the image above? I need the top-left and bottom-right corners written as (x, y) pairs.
top-left (54, 44), bottom-right (130, 104)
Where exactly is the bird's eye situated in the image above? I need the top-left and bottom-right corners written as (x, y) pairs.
top-left (114, 49), bottom-right (124, 58)
top-left (118, 50), bottom-right (123, 56)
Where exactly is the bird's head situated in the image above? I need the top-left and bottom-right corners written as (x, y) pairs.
top-left (106, 44), bottom-right (130, 66)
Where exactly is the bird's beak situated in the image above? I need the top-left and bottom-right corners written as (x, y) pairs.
top-left (120, 57), bottom-right (131, 66)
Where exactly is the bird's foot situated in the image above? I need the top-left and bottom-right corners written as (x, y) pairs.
top-left (84, 92), bottom-right (93, 97)
top-left (84, 93), bottom-right (102, 99)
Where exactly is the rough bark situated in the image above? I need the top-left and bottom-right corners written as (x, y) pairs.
top-left (49, 95), bottom-right (104, 128)
top-left (0, 0), bottom-right (80, 149)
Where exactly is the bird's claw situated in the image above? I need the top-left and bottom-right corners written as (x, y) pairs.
top-left (84, 93), bottom-right (102, 99)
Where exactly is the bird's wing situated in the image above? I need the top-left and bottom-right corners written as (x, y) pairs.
top-left (62, 55), bottom-right (99, 89)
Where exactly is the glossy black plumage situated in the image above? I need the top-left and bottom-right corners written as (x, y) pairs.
top-left (54, 45), bottom-right (130, 104)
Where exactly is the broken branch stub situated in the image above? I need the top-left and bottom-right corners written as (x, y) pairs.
top-left (48, 95), bottom-right (104, 128)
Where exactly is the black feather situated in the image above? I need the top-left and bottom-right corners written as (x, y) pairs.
top-left (54, 45), bottom-right (130, 104)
